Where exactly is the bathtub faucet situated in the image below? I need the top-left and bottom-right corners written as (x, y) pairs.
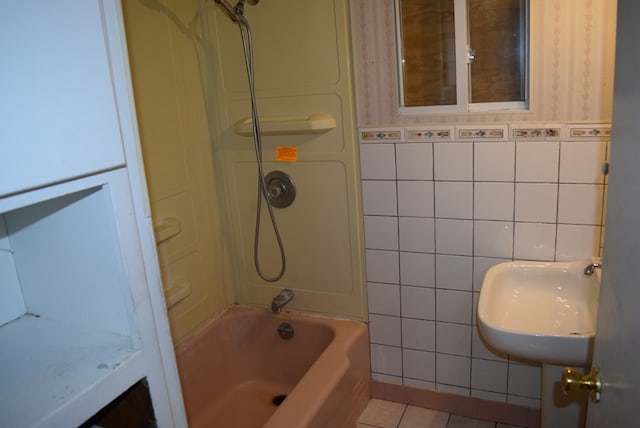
top-left (584, 262), bottom-right (602, 276)
top-left (271, 288), bottom-right (295, 313)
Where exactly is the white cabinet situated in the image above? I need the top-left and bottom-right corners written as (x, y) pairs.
top-left (0, 0), bottom-right (126, 197)
top-left (0, 1), bottom-right (186, 427)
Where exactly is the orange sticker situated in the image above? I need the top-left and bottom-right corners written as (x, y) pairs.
top-left (275, 146), bottom-right (298, 162)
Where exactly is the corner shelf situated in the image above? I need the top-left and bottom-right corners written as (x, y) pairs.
top-left (234, 113), bottom-right (336, 136)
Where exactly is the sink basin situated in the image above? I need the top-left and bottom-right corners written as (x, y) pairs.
top-left (477, 258), bottom-right (601, 365)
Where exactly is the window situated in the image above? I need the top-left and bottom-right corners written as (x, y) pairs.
top-left (396, 0), bottom-right (529, 113)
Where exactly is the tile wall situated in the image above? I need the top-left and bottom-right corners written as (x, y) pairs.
top-left (360, 123), bottom-right (610, 407)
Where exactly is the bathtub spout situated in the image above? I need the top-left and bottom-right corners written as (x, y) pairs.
top-left (271, 288), bottom-right (294, 313)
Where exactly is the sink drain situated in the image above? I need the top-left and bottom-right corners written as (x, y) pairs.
top-left (272, 394), bottom-right (287, 406)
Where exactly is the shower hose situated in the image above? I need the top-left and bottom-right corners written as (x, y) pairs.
top-left (236, 15), bottom-right (287, 282)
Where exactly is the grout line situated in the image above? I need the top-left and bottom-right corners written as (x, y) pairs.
top-left (393, 142), bottom-right (405, 384)
top-left (396, 404), bottom-right (408, 428)
top-left (553, 142), bottom-right (562, 262)
top-left (470, 141), bottom-right (476, 392)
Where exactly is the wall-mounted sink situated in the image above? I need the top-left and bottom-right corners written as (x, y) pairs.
top-left (477, 258), bottom-right (601, 365)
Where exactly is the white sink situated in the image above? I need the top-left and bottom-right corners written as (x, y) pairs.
top-left (477, 258), bottom-right (601, 365)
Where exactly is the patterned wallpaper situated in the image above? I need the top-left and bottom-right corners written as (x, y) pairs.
top-left (349, 0), bottom-right (618, 126)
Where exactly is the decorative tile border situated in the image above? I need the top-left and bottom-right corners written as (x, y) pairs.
top-left (567, 124), bottom-right (612, 140)
top-left (455, 125), bottom-right (509, 142)
top-left (359, 128), bottom-right (404, 142)
top-left (510, 124), bottom-right (565, 141)
top-left (405, 126), bottom-right (454, 142)
top-left (359, 123), bottom-right (612, 143)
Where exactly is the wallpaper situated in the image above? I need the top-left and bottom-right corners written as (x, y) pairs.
top-left (349, 0), bottom-right (618, 126)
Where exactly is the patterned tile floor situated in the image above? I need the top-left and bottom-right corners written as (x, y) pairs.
top-left (358, 399), bottom-right (525, 428)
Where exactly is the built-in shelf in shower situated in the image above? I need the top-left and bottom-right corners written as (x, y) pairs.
top-left (234, 113), bottom-right (336, 136)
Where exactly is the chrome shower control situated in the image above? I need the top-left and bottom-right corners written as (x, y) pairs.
top-left (264, 171), bottom-right (296, 208)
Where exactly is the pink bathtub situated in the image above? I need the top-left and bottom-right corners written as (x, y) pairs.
top-left (175, 306), bottom-right (370, 428)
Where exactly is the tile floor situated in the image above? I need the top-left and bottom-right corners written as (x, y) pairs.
top-left (358, 399), bottom-right (525, 428)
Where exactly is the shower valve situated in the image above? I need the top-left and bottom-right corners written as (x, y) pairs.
top-left (264, 171), bottom-right (296, 208)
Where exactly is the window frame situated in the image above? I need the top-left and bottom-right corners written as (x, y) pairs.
top-left (395, 0), bottom-right (530, 114)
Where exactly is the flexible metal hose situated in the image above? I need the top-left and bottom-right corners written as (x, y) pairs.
top-left (236, 17), bottom-right (287, 282)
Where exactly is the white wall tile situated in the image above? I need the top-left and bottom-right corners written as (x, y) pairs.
top-left (472, 328), bottom-right (508, 362)
top-left (474, 182), bottom-right (515, 221)
top-left (435, 255), bottom-right (473, 291)
top-left (404, 349), bottom-right (436, 382)
top-left (435, 289), bottom-right (472, 324)
top-left (370, 343), bottom-right (402, 377)
top-left (398, 181), bottom-right (434, 217)
top-left (360, 119), bottom-right (610, 406)
top-left (365, 249), bottom-right (399, 284)
top-left (360, 143), bottom-right (396, 179)
top-left (435, 219), bottom-right (473, 255)
top-left (402, 318), bottom-right (436, 351)
top-left (401, 285), bottom-right (435, 320)
top-left (513, 222), bottom-right (556, 261)
top-left (364, 215), bottom-right (398, 250)
top-left (558, 184), bottom-right (605, 225)
top-left (399, 217), bottom-right (434, 253)
top-left (507, 363), bottom-right (542, 398)
top-left (435, 181), bottom-right (473, 219)
top-left (434, 143), bottom-right (473, 181)
top-left (514, 183), bottom-right (558, 223)
top-left (555, 224), bottom-right (601, 261)
top-left (472, 292), bottom-right (480, 326)
top-left (396, 143), bottom-right (433, 180)
top-left (367, 282), bottom-right (400, 316)
top-left (559, 141), bottom-right (607, 183)
top-left (436, 322), bottom-right (471, 356)
top-left (362, 180), bottom-right (397, 215)
top-left (400, 252), bottom-right (435, 287)
top-left (436, 354), bottom-right (471, 387)
top-left (369, 314), bottom-right (402, 346)
top-left (473, 257), bottom-right (510, 292)
top-left (515, 142), bottom-right (560, 182)
top-left (474, 221), bottom-right (514, 258)
top-left (474, 142), bottom-right (515, 182)
top-left (471, 359), bottom-right (508, 393)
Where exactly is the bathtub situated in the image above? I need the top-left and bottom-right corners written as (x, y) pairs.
top-left (175, 306), bottom-right (370, 428)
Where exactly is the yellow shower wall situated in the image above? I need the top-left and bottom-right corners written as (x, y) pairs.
top-left (203, 0), bottom-right (367, 319)
top-left (122, 0), bottom-right (232, 343)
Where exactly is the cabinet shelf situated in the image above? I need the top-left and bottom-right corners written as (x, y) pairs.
top-left (0, 315), bottom-right (144, 428)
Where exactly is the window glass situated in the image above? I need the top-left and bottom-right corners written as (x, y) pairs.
top-left (397, 0), bottom-right (529, 111)
top-left (469, 0), bottom-right (527, 103)
top-left (399, 0), bottom-right (456, 107)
